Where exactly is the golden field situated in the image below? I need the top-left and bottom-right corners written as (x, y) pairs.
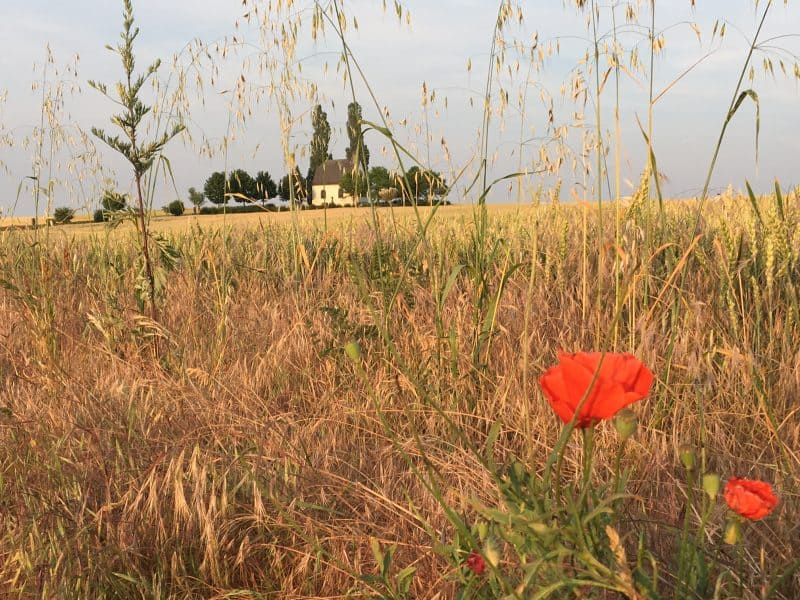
top-left (0, 195), bottom-right (797, 598)
top-left (2, 204), bottom-right (524, 236)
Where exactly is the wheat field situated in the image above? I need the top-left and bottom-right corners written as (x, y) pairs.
top-left (1, 195), bottom-right (798, 598)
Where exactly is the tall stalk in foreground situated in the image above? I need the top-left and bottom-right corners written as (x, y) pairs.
top-left (589, 0), bottom-right (605, 346)
top-left (89, 0), bottom-right (184, 321)
top-left (696, 0), bottom-right (771, 215)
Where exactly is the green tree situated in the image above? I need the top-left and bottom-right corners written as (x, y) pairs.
top-left (89, 0), bottom-right (184, 320)
top-left (279, 166), bottom-right (307, 204)
top-left (188, 186), bottom-right (204, 213)
top-left (203, 172), bottom-right (227, 204)
top-left (427, 171), bottom-right (448, 197)
top-left (340, 169), bottom-right (369, 198)
top-left (368, 166), bottom-right (392, 197)
top-left (345, 101), bottom-right (370, 169)
top-left (53, 207), bottom-right (75, 224)
top-left (254, 171), bottom-right (277, 201)
top-left (401, 167), bottom-right (447, 203)
top-left (277, 174), bottom-right (289, 199)
top-left (228, 169), bottom-right (257, 203)
top-left (100, 189), bottom-right (129, 211)
top-left (307, 104), bottom-right (331, 198)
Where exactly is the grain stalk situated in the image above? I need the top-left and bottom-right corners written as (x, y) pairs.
top-left (589, 0), bottom-right (605, 346)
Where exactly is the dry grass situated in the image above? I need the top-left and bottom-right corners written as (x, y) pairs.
top-left (0, 197), bottom-right (798, 598)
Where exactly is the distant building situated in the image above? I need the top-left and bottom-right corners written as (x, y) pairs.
top-left (310, 159), bottom-right (355, 207)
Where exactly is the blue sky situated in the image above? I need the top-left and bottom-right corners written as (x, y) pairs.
top-left (1, 0), bottom-right (799, 215)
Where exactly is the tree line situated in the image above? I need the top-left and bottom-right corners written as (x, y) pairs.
top-left (82, 100), bottom-right (447, 221)
top-left (339, 165), bottom-right (447, 202)
top-left (56, 99), bottom-right (449, 226)
top-left (202, 169), bottom-right (278, 205)
top-left (187, 102), bottom-right (363, 208)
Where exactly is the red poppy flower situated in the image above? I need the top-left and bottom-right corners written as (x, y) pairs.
top-left (723, 478), bottom-right (778, 520)
top-left (539, 352), bottom-right (654, 428)
top-left (465, 550), bottom-right (486, 575)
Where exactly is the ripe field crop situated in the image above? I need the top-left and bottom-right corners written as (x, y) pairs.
top-left (3, 205), bottom-right (513, 237)
top-left (0, 195), bottom-right (798, 597)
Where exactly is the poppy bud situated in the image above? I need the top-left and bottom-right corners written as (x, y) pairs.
top-left (702, 473), bottom-right (720, 500)
top-left (724, 519), bottom-right (742, 545)
top-left (344, 341), bottom-right (362, 362)
top-left (613, 409), bottom-right (638, 441)
top-left (678, 444), bottom-right (696, 471)
top-left (484, 538), bottom-right (501, 568)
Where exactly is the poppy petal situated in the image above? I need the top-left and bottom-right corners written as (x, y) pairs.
top-left (558, 353), bottom-right (597, 406)
top-left (724, 478), bottom-right (778, 520)
top-left (570, 351), bottom-right (603, 374)
top-left (628, 360), bottom-right (654, 397)
top-left (540, 351), bottom-right (653, 428)
top-left (558, 354), bottom-right (628, 426)
top-left (539, 366), bottom-right (575, 424)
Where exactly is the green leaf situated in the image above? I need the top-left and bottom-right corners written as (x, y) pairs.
top-left (745, 181), bottom-right (763, 226)
top-left (765, 558), bottom-right (800, 598)
top-left (727, 89), bottom-right (760, 163)
top-left (369, 536), bottom-right (384, 570)
top-left (362, 119), bottom-right (393, 139)
top-left (441, 264), bottom-right (465, 306)
top-left (396, 565), bottom-right (416, 594)
top-left (485, 421), bottom-right (502, 470)
top-left (382, 544), bottom-right (395, 577)
top-left (774, 179), bottom-right (785, 220)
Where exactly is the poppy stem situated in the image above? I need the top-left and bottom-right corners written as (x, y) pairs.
top-left (581, 427), bottom-right (594, 494)
top-left (612, 439), bottom-right (626, 497)
top-left (574, 427), bottom-right (596, 519)
top-left (545, 353), bottom-right (608, 497)
top-left (736, 543), bottom-right (744, 598)
top-left (677, 463), bottom-right (695, 596)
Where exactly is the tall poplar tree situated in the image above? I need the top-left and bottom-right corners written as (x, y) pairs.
top-left (345, 101), bottom-right (370, 169)
top-left (307, 104), bottom-right (331, 200)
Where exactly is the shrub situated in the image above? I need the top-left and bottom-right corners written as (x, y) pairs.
top-left (100, 189), bottom-right (128, 212)
top-left (167, 200), bottom-right (185, 216)
top-left (93, 209), bottom-right (106, 223)
top-left (53, 207), bottom-right (75, 224)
